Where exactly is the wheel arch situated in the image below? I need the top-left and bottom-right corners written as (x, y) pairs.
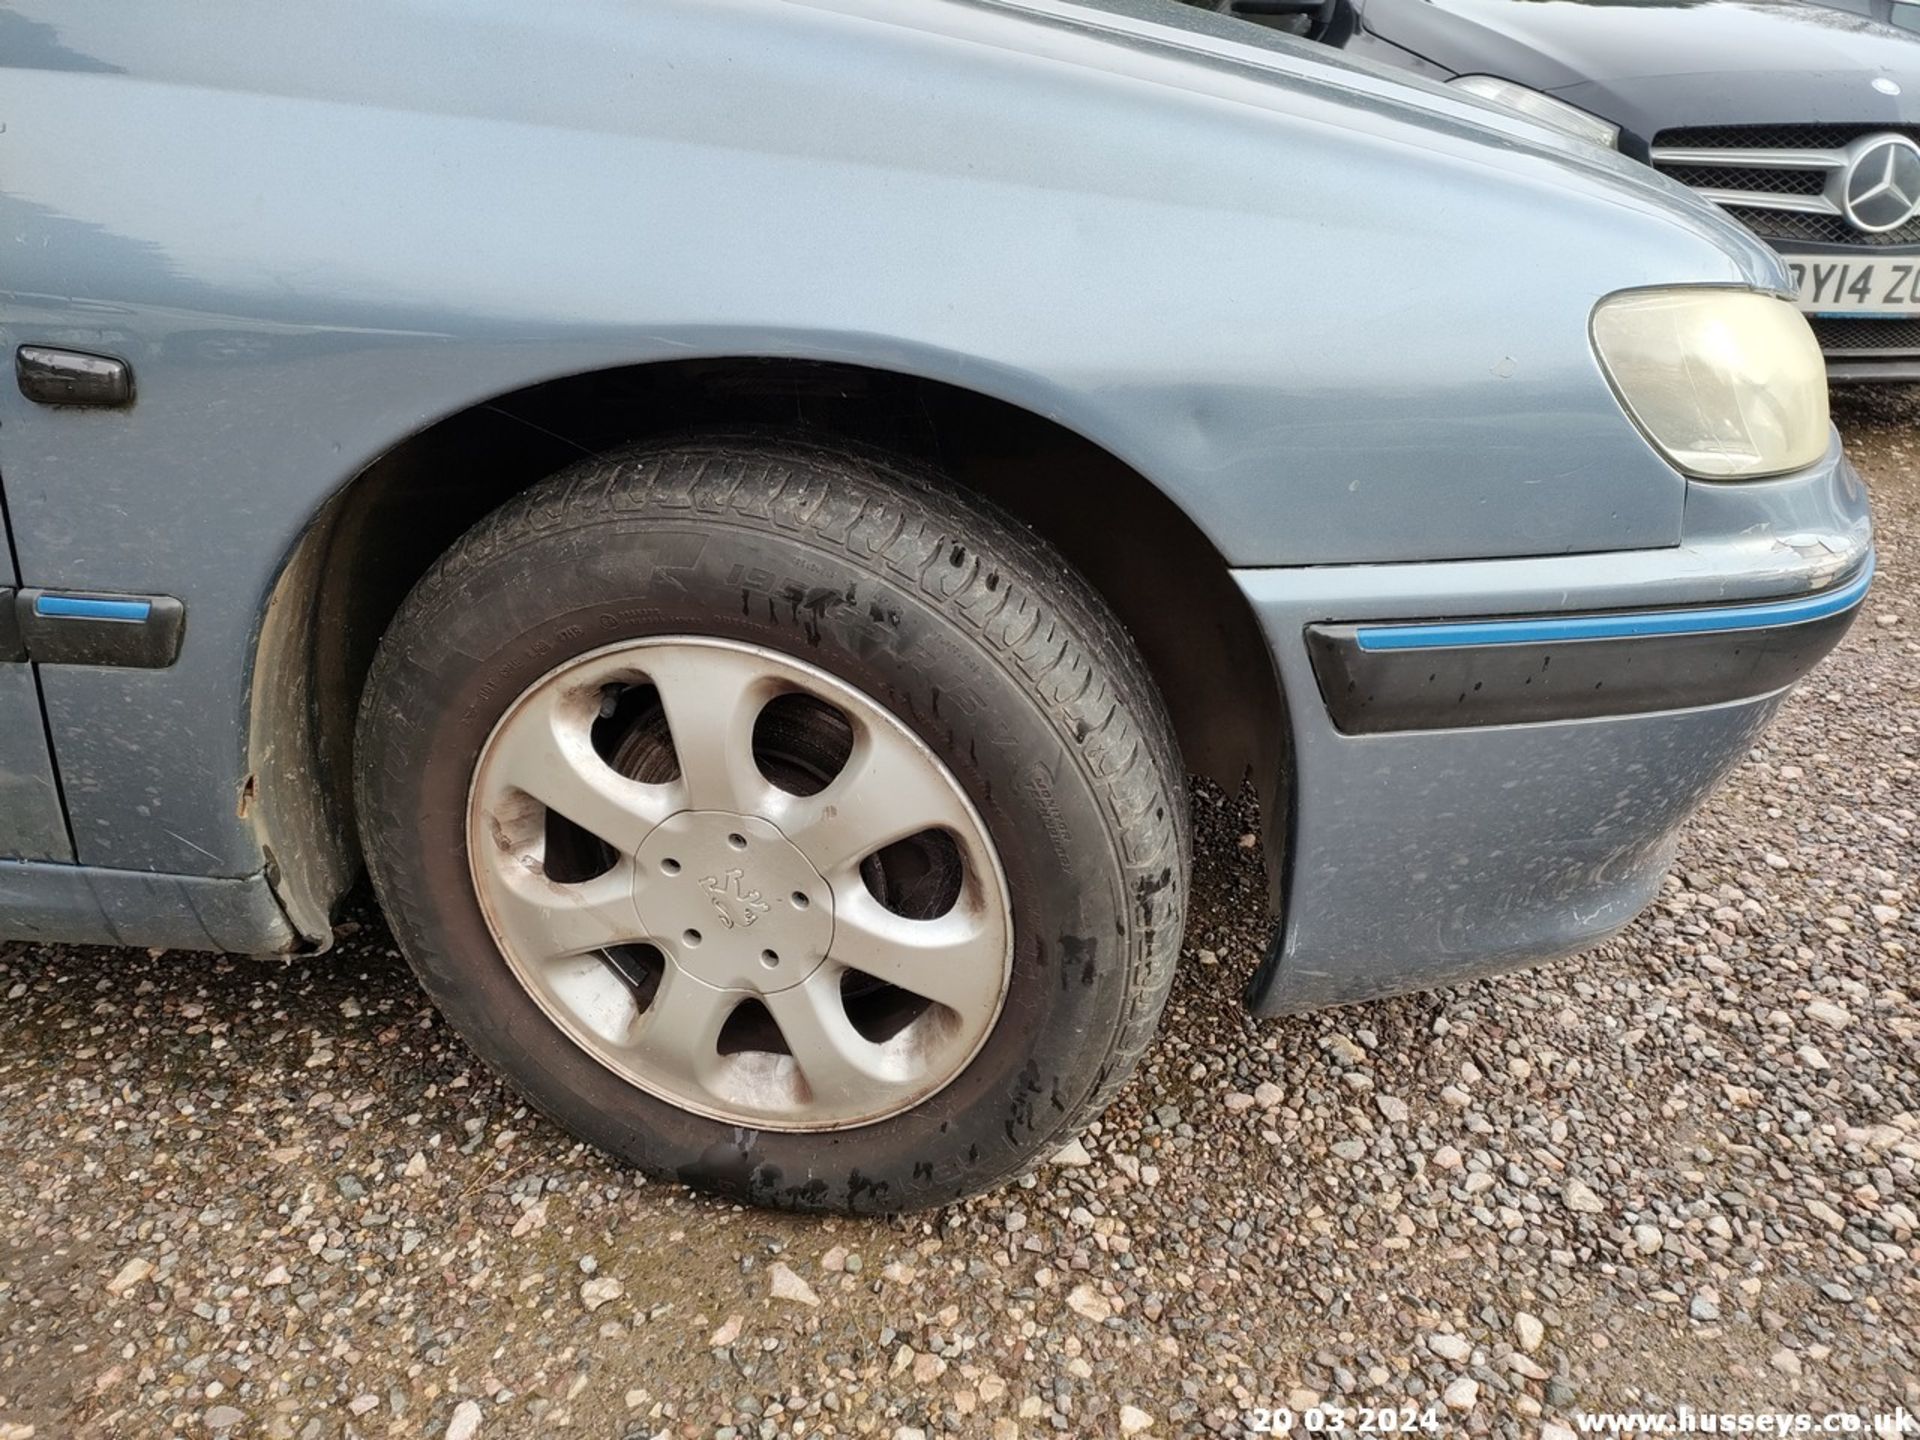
top-left (248, 356), bottom-right (1288, 943)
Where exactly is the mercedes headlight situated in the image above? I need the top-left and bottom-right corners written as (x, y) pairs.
top-left (1591, 288), bottom-right (1831, 480)
top-left (1448, 75), bottom-right (1620, 150)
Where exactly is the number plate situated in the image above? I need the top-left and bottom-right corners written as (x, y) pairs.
top-left (1783, 254), bottom-right (1920, 315)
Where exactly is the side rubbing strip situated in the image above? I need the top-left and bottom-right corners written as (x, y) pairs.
top-left (33, 594), bottom-right (152, 623)
top-left (1309, 562), bottom-right (1871, 735)
top-left (1353, 557), bottom-right (1875, 652)
top-left (15, 590), bottom-right (185, 669)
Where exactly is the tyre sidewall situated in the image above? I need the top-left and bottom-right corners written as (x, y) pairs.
top-left (363, 499), bottom-right (1147, 1212)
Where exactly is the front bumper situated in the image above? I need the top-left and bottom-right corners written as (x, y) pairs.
top-left (1827, 358), bottom-right (1920, 382)
top-left (1809, 314), bottom-right (1920, 383)
top-left (1236, 443), bottom-right (1872, 1016)
top-left (1641, 127), bottom-right (1920, 383)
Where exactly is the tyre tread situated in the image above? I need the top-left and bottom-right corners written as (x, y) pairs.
top-left (359, 433), bottom-right (1189, 1202)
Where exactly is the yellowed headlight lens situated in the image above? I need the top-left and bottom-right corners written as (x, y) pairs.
top-left (1591, 289), bottom-right (1831, 479)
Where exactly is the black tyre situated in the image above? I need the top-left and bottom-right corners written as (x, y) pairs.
top-left (355, 436), bottom-right (1188, 1212)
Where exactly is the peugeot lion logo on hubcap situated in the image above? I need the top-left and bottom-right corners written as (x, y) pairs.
top-left (701, 869), bottom-right (770, 929)
top-left (1841, 134), bottom-right (1920, 234)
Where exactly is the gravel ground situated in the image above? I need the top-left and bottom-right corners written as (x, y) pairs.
top-left (0, 391), bottom-right (1915, 1440)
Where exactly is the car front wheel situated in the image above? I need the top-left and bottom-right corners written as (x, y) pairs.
top-left (355, 436), bottom-right (1188, 1212)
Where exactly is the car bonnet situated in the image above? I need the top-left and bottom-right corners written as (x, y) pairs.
top-left (1357, 0), bottom-right (1920, 90)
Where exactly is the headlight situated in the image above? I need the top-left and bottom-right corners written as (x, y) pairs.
top-left (1591, 289), bottom-right (1831, 480)
top-left (1448, 75), bottom-right (1620, 150)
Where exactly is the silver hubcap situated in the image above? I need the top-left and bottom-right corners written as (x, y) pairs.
top-left (465, 637), bottom-right (1013, 1131)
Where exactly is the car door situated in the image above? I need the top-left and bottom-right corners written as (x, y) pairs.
top-left (0, 491), bottom-right (71, 861)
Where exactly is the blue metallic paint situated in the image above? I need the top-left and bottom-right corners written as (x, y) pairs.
top-left (1237, 443), bottom-right (1870, 1012)
top-left (0, 0), bottom-right (1877, 1008)
top-left (0, 859), bottom-right (294, 953)
top-left (0, 0), bottom-right (1790, 886)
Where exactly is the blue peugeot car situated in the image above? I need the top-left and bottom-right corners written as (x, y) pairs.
top-left (0, 0), bottom-right (1872, 1211)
